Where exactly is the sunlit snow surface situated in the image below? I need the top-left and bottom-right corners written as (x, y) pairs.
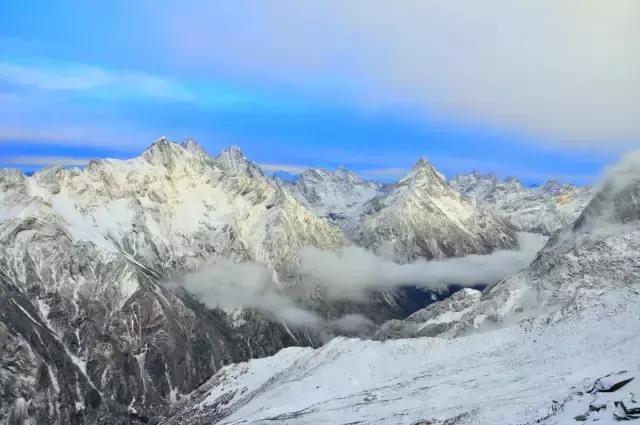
top-left (169, 290), bottom-right (640, 424)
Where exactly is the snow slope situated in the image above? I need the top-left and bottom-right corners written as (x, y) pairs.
top-left (167, 290), bottom-right (640, 424)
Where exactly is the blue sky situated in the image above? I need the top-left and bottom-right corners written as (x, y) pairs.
top-left (1, 1), bottom-right (637, 183)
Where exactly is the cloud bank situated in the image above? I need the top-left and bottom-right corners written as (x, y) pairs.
top-left (298, 232), bottom-right (547, 301)
top-left (173, 259), bottom-right (323, 327)
top-left (175, 232), bottom-right (547, 328)
top-left (151, 0), bottom-right (640, 147)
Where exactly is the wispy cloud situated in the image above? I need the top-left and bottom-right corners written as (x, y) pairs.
top-left (0, 123), bottom-right (159, 150)
top-left (259, 163), bottom-right (310, 174)
top-left (0, 60), bottom-right (194, 101)
top-left (0, 155), bottom-right (91, 167)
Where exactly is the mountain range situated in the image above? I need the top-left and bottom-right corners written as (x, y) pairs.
top-left (165, 147), bottom-right (640, 424)
top-left (3, 137), bottom-right (628, 425)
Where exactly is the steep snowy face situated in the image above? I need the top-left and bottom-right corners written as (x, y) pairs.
top-left (216, 145), bottom-right (264, 178)
top-left (283, 167), bottom-right (386, 236)
top-left (357, 159), bottom-right (517, 263)
top-left (451, 172), bottom-right (593, 235)
top-left (5, 138), bottom-right (346, 272)
top-left (0, 139), bottom-right (348, 423)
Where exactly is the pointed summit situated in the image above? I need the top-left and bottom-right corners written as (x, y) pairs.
top-left (180, 138), bottom-right (209, 158)
top-left (358, 155), bottom-right (516, 262)
top-left (217, 145), bottom-right (247, 171)
top-left (142, 137), bottom-right (185, 166)
top-left (411, 157), bottom-right (442, 178)
top-left (398, 157), bottom-right (446, 186)
top-left (216, 145), bottom-right (263, 177)
top-left (541, 179), bottom-right (562, 194)
top-left (414, 157), bottom-right (431, 169)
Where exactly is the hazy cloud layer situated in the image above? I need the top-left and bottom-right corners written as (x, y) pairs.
top-left (175, 232), bottom-right (547, 328)
top-left (0, 61), bottom-right (194, 101)
top-left (575, 147), bottom-right (640, 234)
top-left (298, 232), bottom-right (548, 301)
top-left (153, 0), bottom-right (639, 147)
top-left (0, 155), bottom-right (91, 167)
top-left (599, 148), bottom-right (640, 195)
top-left (173, 259), bottom-right (323, 327)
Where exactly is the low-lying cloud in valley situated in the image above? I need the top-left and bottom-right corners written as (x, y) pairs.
top-left (175, 232), bottom-right (547, 328)
top-left (172, 259), bottom-right (324, 327)
top-left (298, 232), bottom-right (547, 301)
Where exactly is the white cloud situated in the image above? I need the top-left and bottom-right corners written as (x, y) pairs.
top-left (153, 0), bottom-right (640, 148)
top-left (0, 123), bottom-right (161, 152)
top-left (259, 163), bottom-right (310, 174)
top-left (173, 259), bottom-right (323, 327)
top-left (0, 61), bottom-right (194, 101)
top-left (298, 232), bottom-right (548, 301)
top-left (0, 155), bottom-right (91, 166)
top-left (173, 233), bottom-right (547, 329)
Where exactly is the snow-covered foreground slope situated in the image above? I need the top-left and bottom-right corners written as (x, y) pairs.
top-left (451, 172), bottom-right (593, 235)
top-left (167, 290), bottom-right (640, 424)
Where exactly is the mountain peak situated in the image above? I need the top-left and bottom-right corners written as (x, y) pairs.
top-left (334, 165), bottom-right (349, 176)
top-left (541, 179), bottom-right (562, 193)
top-left (142, 137), bottom-right (196, 168)
top-left (398, 157), bottom-right (446, 186)
top-left (503, 176), bottom-right (523, 186)
top-left (180, 138), bottom-right (208, 157)
top-left (217, 145), bottom-right (246, 167)
top-left (224, 144), bottom-right (244, 155)
top-left (217, 145), bottom-right (263, 177)
top-left (413, 157), bottom-right (432, 170)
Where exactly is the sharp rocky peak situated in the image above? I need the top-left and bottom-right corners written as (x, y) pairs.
top-left (334, 165), bottom-right (357, 179)
top-left (216, 145), bottom-right (263, 177)
top-left (141, 137), bottom-right (204, 168)
top-left (180, 138), bottom-right (209, 157)
top-left (397, 157), bottom-right (447, 187)
top-left (541, 179), bottom-right (563, 194)
top-left (302, 166), bottom-right (363, 184)
top-left (502, 176), bottom-right (524, 189)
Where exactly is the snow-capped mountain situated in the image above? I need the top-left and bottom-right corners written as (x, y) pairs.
top-left (2, 138), bottom-right (346, 272)
top-left (374, 151), bottom-right (640, 340)
top-left (165, 150), bottom-right (640, 425)
top-left (282, 167), bottom-right (387, 236)
top-left (451, 171), bottom-right (593, 235)
top-left (356, 158), bottom-right (518, 263)
top-left (0, 139), bottom-right (348, 424)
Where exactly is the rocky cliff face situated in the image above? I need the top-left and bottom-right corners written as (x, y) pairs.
top-left (450, 171), bottom-right (593, 235)
top-left (0, 139), bottom-right (348, 424)
top-left (282, 167), bottom-right (387, 237)
top-left (356, 159), bottom-right (518, 263)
